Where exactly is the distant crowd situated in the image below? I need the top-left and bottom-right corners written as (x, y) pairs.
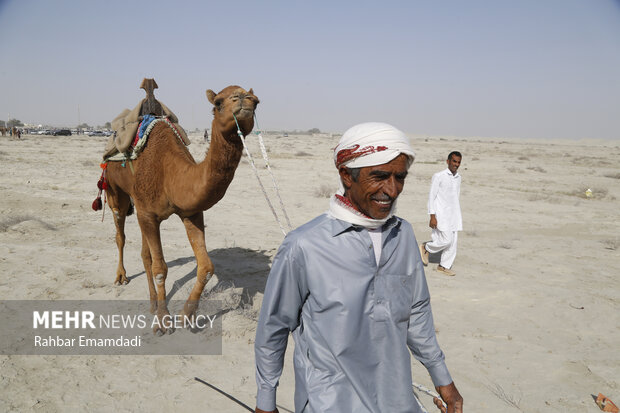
top-left (2, 128), bottom-right (114, 137)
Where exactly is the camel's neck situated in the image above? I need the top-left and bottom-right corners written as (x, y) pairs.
top-left (193, 123), bottom-right (244, 210)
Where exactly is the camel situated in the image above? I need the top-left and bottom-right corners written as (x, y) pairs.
top-left (104, 83), bottom-right (259, 334)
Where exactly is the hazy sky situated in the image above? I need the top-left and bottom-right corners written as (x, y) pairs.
top-left (1, 0), bottom-right (619, 139)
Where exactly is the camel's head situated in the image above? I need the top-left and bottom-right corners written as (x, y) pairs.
top-left (206, 86), bottom-right (259, 137)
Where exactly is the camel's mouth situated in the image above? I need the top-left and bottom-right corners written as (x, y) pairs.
top-left (234, 107), bottom-right (255, 120)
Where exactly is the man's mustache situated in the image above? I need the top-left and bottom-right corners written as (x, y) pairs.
top-left (372, 194), bottom-right (394, 202)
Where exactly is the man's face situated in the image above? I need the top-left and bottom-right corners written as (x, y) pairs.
top-left (340, 154), bottom-right (409, 219)
top-left (447, 155), bottom-right (461, 175)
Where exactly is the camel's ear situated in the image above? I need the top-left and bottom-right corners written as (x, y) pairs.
top-left (206, 89), bottom-right (216, 105)
top-left (248, 88), bottom-right (254, 95)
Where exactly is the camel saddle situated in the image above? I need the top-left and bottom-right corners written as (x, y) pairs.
top-left (103, 98), bottom-right (189, 160)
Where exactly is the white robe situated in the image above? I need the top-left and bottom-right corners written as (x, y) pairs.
top-left (427, 168), bottom-right (462, 232)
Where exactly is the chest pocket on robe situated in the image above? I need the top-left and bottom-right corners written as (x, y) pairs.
top-left (374, 274), bottom-right (413, 322)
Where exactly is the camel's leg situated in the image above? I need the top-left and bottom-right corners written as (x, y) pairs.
top-left (140, 231), bottom-right (157, 314)
top-left (180, 212), bottom-right (214, 325)
top-left (106, 189), bottom-right (131, 285)
top-left (137, 213), bottom-right (172, 335)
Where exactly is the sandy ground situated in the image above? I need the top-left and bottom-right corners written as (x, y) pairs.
top-left (0, 130), bottom-right (618, 412)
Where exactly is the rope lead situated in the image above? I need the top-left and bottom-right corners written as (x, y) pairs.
top-left (412, 382), bottom-right (447, 412)
top-left (253, 114), bottom-right (292, 230)
top-left (233, 113), bottom-right (291, 236)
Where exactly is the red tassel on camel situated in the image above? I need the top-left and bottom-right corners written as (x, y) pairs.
top-left (96, 176), bottom-right (108, 190)
top-left (92, 165), bottom-right (107, 212)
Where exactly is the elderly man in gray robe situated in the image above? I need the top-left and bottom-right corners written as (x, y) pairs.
top-left (254, 123), bottom-right (463, 413)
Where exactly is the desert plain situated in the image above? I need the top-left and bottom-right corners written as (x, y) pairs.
top-left (0, 129), bottom-right (618, 412)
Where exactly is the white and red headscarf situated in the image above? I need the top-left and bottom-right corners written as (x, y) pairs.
top-left (329, 122), bottom-right (415, 229)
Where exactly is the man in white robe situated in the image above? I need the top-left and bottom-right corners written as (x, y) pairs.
top-left (419, 152), bottom-right (463, 276)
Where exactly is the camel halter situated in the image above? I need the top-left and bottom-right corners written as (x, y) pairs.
top-left (233, 113), bottom-right (292, 236)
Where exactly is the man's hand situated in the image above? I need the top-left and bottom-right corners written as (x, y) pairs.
top-left (433, 382), bottom-right (463, 413)
top-left (429, 214), bottom-right (438, 229)
top-left (255, 408), bottom-right (278, 413)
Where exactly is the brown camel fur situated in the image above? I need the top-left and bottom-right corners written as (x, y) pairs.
top-left (104, 85), bottom-right (259, 334)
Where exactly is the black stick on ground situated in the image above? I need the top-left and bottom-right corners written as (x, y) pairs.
top-left (194, 377), bottom-right (254, 412)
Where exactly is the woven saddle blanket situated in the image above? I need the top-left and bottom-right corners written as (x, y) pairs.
top-left (104, 115), bottom-right (188, 162)
top-left (103, 98), bottom-right (190, 160)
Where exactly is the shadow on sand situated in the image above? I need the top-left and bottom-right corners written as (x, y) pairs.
top-left (428, 251), bottom-right (443, 265)
top-left (126, 247), bottom-right (273, 308)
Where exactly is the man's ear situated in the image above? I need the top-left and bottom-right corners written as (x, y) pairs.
top-left (339, 167), bottom-right (353, 190)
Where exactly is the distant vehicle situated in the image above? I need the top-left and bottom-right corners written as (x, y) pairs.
top-left (37, 130), bottom-right (51, 135)
top-left (52, 129), bottom-right (72, 136)
top-left (89, 130), bottom-right (106, 136)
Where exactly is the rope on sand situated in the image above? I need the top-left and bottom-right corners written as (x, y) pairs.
top-left (233, 113), bottom-right (291, 236)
